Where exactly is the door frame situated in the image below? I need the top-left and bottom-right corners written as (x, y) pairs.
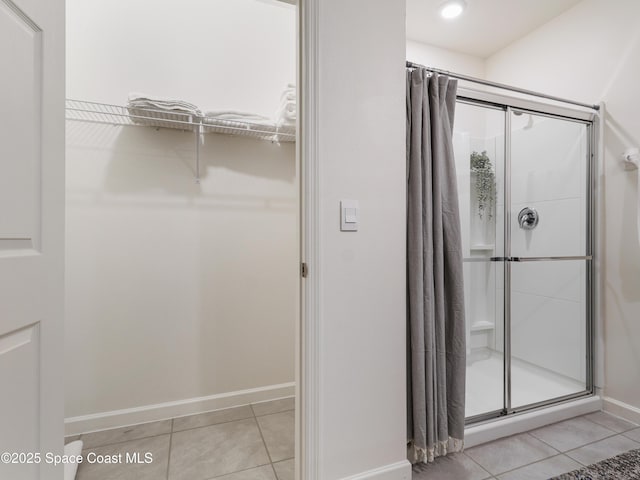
top-left (298, 0), bottom-right (320, 479)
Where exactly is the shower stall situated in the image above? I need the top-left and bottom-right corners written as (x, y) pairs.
top-left (452, 87), bottom-right (596, 424)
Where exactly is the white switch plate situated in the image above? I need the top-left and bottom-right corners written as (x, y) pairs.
top-left (340, 200), bottom-right (358, 231)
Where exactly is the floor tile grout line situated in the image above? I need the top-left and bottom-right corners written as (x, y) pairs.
top-left (522, 431), bottom-right (563, 454)
top-left (205, 462), bottom-right (273, 479)
top-left (563, 435), bottom-right (640, 467)
top-left (621, 430), bottom-right (640, 441)
top-left (486, 452), bottom-right (571, 477)
top-left (166, 420), bottom-right (174, 480)
top-left (530, 428), bottom-right (633, 456)
top-left (460, 451), bottom-right (496, 479)
top-left (80, 431), bottom-right (173, 451)
top-left (580, 414), bottom-right (629, 432)
top-left (486, 432), bottom-right (640, 476)
top-left (172, 415), bottom-right (256, 434)
top-left (254, 408), bottom-right (295, 419)
top-left (270, 461), bottom-right (279, 480)
top-left (581, 414), bottom-right (639, 433)
top-left (254, 415), bottom-right (275, 465)
top-left (464, 431), bottom-right (565, 476)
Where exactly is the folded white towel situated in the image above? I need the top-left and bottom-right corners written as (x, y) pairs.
top-left (128, 92), bottom-right (198, 106)
top-left (203, 110), bottom-right (272, 126)
top-left (280, 91), bottom-right (296, 103)
top-left (275, 84), bottom-right (297, 126)
top-left (127, 92), bottom-right (201, 116)
top-left (280, 86), bottom-right (296, 101)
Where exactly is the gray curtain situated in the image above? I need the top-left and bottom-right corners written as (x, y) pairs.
top-left (406, 68), bottom-right (466, 464)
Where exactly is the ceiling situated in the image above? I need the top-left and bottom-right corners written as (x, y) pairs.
top-left (406, 0), bottom-right (582, 58)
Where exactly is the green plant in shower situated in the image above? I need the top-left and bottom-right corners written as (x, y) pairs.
top-left (470, 150), bottom-right (496, 220)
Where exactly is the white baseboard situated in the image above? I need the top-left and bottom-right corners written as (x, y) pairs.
top-left (65, 382), bottom-right (295, 436)
top-left (603, 396), bottom-right (640, 424)
top-left (340, 461), bottom-right (412, 480)
top-left (465, 395), bottom-right (602, 448)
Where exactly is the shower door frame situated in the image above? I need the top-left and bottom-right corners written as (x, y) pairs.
top-left (457, 87), bottom-right (598, 426)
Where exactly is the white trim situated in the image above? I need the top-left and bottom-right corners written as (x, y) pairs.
top-left (465, 396), bottom-right (602, 448)
top-left (64, 383), bottom-right (295, 436)
top-left (594, 102), bottom-right (606, 389)
top-left (603, 397), bottom-right (640, 424)
top-left (339, 461), bottom-right (412, 480)
top-left (300, 0), bottom-right (321, 479)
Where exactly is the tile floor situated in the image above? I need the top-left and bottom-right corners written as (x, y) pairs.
top-left (413, 411), bottom-right (640, 479)
top-left (65, 397), bottom-right (295, 480)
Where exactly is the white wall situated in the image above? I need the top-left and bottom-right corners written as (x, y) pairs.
top-left (66, 0), bottom-right (296, 117)
top-left (406, 40), bottom-right (484, 78)
top-left (316, 1), bottom-right (409, 478)
top-left (65, 0), bottom-right (297, 422)
top-left (486, 0), bottom-right (640, 415)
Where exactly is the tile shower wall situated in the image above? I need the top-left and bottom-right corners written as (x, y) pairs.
top-left (453, 107), bottom-right (504, 355)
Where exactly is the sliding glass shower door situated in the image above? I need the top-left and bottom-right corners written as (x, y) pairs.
top-left (454, 97), bottom-right (594, 422)
top-left (508, 110), bottom-right (591, 411)
top-left (454, 101), bottom-right (506, 418)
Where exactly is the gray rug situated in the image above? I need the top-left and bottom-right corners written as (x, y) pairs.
top-left (551, 449), bottom-right (640, 479)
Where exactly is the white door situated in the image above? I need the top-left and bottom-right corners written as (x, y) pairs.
top-left (0, 0), bottom-right (65, 478)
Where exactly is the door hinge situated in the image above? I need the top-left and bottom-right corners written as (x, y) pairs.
top-left (301, 262), bottom-right (308, 278)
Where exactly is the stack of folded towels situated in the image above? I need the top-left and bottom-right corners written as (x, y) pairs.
top-left (201, 110), bottom-right (278, 139)
top-left (125, 86), bottom-right (296, 141)
top-left (127, 92), bottom-right (202, 117)
top-left (202, 110), bottom-right (273, 126)
top-left (275, 84), bottom-right (296, 127)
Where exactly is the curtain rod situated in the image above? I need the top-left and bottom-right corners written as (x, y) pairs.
top-left (406, 61), bottom-right (599, 111)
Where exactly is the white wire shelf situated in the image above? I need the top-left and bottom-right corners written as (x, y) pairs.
top-left (65, 99), bottom-right (296, 142)
top-left (66, 99), bottom-right (296, 183)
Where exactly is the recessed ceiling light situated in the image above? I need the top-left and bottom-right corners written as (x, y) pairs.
top-left (440, 0), bottom-right (467, 19)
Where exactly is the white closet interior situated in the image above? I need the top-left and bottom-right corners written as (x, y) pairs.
top-left (64, 0), bottom-right (298, 434)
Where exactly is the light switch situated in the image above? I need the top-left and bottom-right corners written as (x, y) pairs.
top-left (340, 200), bottom-right (358, 231)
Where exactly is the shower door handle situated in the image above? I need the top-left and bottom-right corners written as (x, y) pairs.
top-left (509, 256), bottom-right (592, 262)
top-left (462, 257), bottom-right (506, 263)
top-left (463, 256), bottom-right (593, 262)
